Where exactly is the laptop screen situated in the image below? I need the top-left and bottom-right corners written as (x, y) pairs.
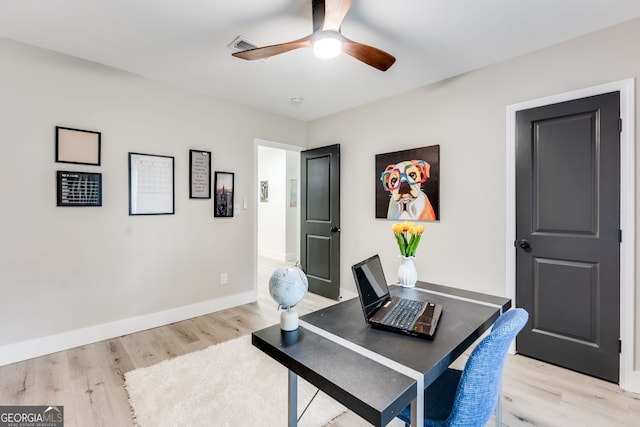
top-left (352, 254), bottom-right (390, 318)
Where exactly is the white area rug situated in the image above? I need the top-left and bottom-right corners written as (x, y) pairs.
top-left (125, 335), bottom-right (347, 427)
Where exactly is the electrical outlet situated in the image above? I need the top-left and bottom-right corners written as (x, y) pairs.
top-left (220, 273), bottom-right (228, 285)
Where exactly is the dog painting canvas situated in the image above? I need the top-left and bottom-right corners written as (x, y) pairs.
top-left (376, 145), bottom-right (439, 221)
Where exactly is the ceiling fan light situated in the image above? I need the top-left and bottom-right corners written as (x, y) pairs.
top-left (313, 32), bottom-right (342, 59)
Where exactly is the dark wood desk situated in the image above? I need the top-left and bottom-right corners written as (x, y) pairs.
top-left (252, 282), bottom-right (511, 426)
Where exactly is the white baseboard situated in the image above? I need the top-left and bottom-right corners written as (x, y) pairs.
top-left (621, 366), bottom-right (640, 394)
top-left (0, 290), bottom-right (257, 367)
top-left (285, 252), bottom-right (298, 262)
top-left (258, 249), bottom-right (286, 261)
top-left (339, 287), bottom-right (358, 301)
top-left (257, 250), bottom-right (298, 263)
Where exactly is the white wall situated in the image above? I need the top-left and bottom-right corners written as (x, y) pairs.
top-left (308, 19), bottom-right (640, 387)
top-left (0, 37), bottom-right (306, 363)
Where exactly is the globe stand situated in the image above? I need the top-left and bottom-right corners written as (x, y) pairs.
top-left (280, 309), bottom-right (299, 331)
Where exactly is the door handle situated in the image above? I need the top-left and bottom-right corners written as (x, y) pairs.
top-left (330, 227), bottom-right (341, 233)
top-left (518, 239), bottom-right (530, 249)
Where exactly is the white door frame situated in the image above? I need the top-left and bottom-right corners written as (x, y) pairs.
top-left (505, 78), bottom-right (637, 392)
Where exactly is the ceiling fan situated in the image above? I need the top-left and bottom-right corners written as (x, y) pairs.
top-left (232, 0), bottom-right (396, 72)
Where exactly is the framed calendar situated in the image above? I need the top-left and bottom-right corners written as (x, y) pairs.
top-left (128, 152), bottom-right (175, 215)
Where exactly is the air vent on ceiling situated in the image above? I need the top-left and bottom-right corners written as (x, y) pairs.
top-left (228, 36), bottom-right (268, 61)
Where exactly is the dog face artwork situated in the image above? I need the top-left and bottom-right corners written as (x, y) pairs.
top-left (375, 145), bottom-right (439, 221)
top-left (380, 160), bottom-right (436, 221)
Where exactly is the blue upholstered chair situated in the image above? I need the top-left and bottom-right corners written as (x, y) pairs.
top-left (397, 308), bottom-right (529, 427)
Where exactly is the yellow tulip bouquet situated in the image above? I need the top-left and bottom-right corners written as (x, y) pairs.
top-left (392, 221), bottom-right (425, 257)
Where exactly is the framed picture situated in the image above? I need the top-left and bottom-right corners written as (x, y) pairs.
top-left (214, 171), bottom-right (234, 217)
top-left (260, 180), bottom-right (268, 203)
top-left (56, 171), bottom-right (102, 207)
top-left (56, 126), bottom-right (101, 166)
top-left (289, 179), bottom-right (297, 207)
top-left (375, 144), bottom-right (440, 221)
top-left (129, 152), bottom-right (175, 215)
top-left (189, 149), bottom-right (211, 199)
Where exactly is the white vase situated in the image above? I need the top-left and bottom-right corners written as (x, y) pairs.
top-left (398, 256), bottom-right (417, 288)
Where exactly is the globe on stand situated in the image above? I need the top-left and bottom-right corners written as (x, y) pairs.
top-left (268, 262), bottom-right (309, 331)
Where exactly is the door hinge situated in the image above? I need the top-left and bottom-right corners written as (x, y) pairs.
top-left (619, 339), bottom-right (622, 353)
top-left (619, 229), bottom-right (622, 243)
top-left (619, 117), bottom-right (623, 133)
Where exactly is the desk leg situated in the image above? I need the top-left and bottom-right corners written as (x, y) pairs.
top-left (410, 388), bottom-right (424, 427)
top-left (288, 370), bottom-right (298, 427)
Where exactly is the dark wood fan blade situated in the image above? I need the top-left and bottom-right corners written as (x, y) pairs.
top-left (341, 37), bottom-right (396, 71)
top-left (232, 35), bottom-right (312, 61)
top-left (312, 0), bottom-right (353, 32)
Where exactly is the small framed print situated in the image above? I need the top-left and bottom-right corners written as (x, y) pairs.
top-left (189, 150), bottom-right (211, 199)
top-left (260, 180), bottom-right (268, 203)
top-left (129, 152), bottom-right (175, 215)
top-left (289, 178), bottom-right (297, 207)
top-left (56, 126), bottom-right (101, 166)
top-left (214, 171), bottom-right (234, 218)
top-left (56, 171), bottom-right (102, 207)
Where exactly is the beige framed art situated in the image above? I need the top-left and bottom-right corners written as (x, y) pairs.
top-left (55, 126), bottom-right (101, 166)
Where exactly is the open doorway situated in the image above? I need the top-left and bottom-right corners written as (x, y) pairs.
top-left (255, 140), bottom-right (302, 293)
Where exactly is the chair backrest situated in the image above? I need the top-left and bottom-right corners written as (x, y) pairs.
top-left (447, 308), bottom-right (528, 426)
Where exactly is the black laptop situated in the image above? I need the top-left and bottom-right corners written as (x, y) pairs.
top-left (351, 254), bottom-right (442, 338)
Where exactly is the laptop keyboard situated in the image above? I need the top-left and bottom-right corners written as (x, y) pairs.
top-left (382, 298), bottom-right (426, 329)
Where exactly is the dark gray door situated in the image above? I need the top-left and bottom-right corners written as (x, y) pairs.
top-left (300, 144), bottom-right (340, 300)
top-left (515, 92), bottom-right (620, 383)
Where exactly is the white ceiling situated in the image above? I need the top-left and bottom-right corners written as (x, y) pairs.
top-left (2, 0), bottom-right (640, 121)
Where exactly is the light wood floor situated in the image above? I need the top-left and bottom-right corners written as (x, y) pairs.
top-left (1, 257), bottom-right (639, 426)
